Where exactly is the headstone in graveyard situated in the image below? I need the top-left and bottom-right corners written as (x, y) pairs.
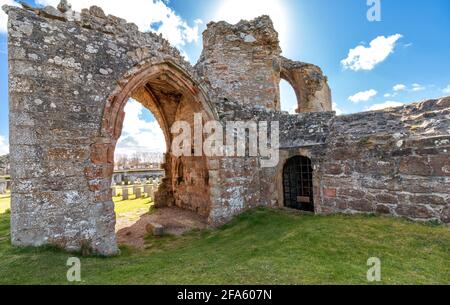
top-left (0, 180), bottom-right (6, 194)
top-left (122, 187), bottom-right (129, 200)
top-left (134, 186), bottom-right (142, 199)
top-left (144, 184), bottom-right (152, 199)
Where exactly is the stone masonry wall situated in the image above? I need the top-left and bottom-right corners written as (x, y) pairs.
top-left (209, 97), bottom-right (450, 225)
top-left (320, 98), bottom-right (450, 223)
top-left (195, 16), bottom-right (333, 113)
top-left (208, 98), bottom-right (335, 224)
top-left (196, 16), bottom-right (282, 110)
top-left (5, 3), bottom-right (217, 255)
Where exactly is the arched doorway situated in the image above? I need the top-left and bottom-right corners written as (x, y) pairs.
top-left (91, 61), bottom-right (218, 252)
top-left (283, 156), bottom-right (314, 212)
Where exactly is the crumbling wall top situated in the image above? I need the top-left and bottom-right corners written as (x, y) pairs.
top-left (202, 15), bottom-right (281, 53)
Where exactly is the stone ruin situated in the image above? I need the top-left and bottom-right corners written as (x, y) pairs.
top-left (3, 1), bottom-right (450, 255)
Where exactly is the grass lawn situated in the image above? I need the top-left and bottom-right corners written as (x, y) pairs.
top-left (0, 206), bottom-right (449, 284)
top-left (0, 193), bottom-right (152, 218)
top-left (0, 192), bottom-right (10, 214)
top-left (114, 195), bottom-right (153, 215)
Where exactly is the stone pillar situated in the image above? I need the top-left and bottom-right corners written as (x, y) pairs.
top-left (122, 187), bottom-right (129, 201)
top-left (111, 187), bottom-right (118, 197)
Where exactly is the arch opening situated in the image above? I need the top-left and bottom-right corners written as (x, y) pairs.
top-left (96, 62), bottom-right (216, 247)
top-left (280, 79), bottom-right (299, 114)
top-left (282, 156), bottom-right (315, 212)
top-left (112, 100), bottom-right (167, 240)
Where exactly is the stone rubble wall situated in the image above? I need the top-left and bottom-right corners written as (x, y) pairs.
top-left (195, 16), bottom-right (333, 113)
top-left (196, 16), bottom-right (282, 110)
top-left (4, 3), bottom-right (217, 255)
top-left (210, 97), bottom-right (450, 225)
top-left (208, 98), bottom-right (336, 224)
top-left (320, 98), bottom-right (450, 223)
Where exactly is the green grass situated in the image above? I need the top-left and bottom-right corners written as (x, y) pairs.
top-left (0, 193), bottom-right (152, 216)
top-left (113, 196), bottom-right (153, 215)
top-left (0, 191), bottom-right (10, 214)
top-left (0, 207), bottom-right (449, 284)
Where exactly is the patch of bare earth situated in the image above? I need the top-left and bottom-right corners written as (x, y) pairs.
top-left (116, 207), bottom-right (207, 250)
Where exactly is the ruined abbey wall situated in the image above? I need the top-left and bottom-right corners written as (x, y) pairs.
top-left (4, 2), bottom-right (449, 255)
top-left (320, 98), bottom-right (450, 222)
top-left (5, 4), bottom-right (218, 255)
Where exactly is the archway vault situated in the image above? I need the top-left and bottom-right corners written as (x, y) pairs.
top-left (103, 61), bottom-right (218, 142)
top-left (280, 57), bottom-right (333, 113)
top-left (89, 60), bottom-right (218, 252)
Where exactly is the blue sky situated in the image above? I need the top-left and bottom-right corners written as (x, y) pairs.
top-left (1, 0), bottom-right (450, 155)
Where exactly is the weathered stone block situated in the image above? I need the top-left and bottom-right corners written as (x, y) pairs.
top-left (399, 156), bottom-right (433, 176)
top-left (347, 199), bottom-right (374, 213)
top-left (376, 204), bottom-right (391, 215)
top-left (324, 188), bottom-right (337, 198)
top-left (146, 222), bottom-right (165, 236)
top-left (375, 193), bottom-right (398, 204)
top-left (410, 195), bottom-right (446, 206)
top-left (395, 205), bottom-right (433, 220)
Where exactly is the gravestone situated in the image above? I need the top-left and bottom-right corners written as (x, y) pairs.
top-left (134, 186), bottom-right (142, 199)
top-left (0, 180), bottom-right (6, 194)
top-left (144, 184), bottom-right (153, 199)
top-left (122, 187), bottom-right (129, 201)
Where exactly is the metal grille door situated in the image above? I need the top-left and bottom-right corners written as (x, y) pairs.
top-left (283, 156), bottom-right (314, 212)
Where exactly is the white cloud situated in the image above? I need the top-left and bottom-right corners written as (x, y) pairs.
top-left (341, 34), bottom-right (403, 71)
top-left (333, 103), bottom-right (344, 116)
top-left (348, 89), bottom-right (377, 103)
top-left (213, 0), bottom-right (289, 52)
top-left (31, 0), bottom-right (201, 50)
top-left (366, 101), bottom-right (404, 111)
top-left (411, 83), bottom-right (425, 92)
top-left (0, 134), bottom-right (9, 155)
top-left (0, 0), bottom-right (20, 33)
top-left (384, 92), bottom-right (398, 98)
top-left (115, 99), bottom-right (166, 157)
top-left (443, 85), bottom-right (450, 94)
top-left (393, 84), bottom-right (406, 91)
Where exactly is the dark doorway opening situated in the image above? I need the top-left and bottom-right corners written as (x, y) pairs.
top-left (283, 156), bottom-right (314, 212)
